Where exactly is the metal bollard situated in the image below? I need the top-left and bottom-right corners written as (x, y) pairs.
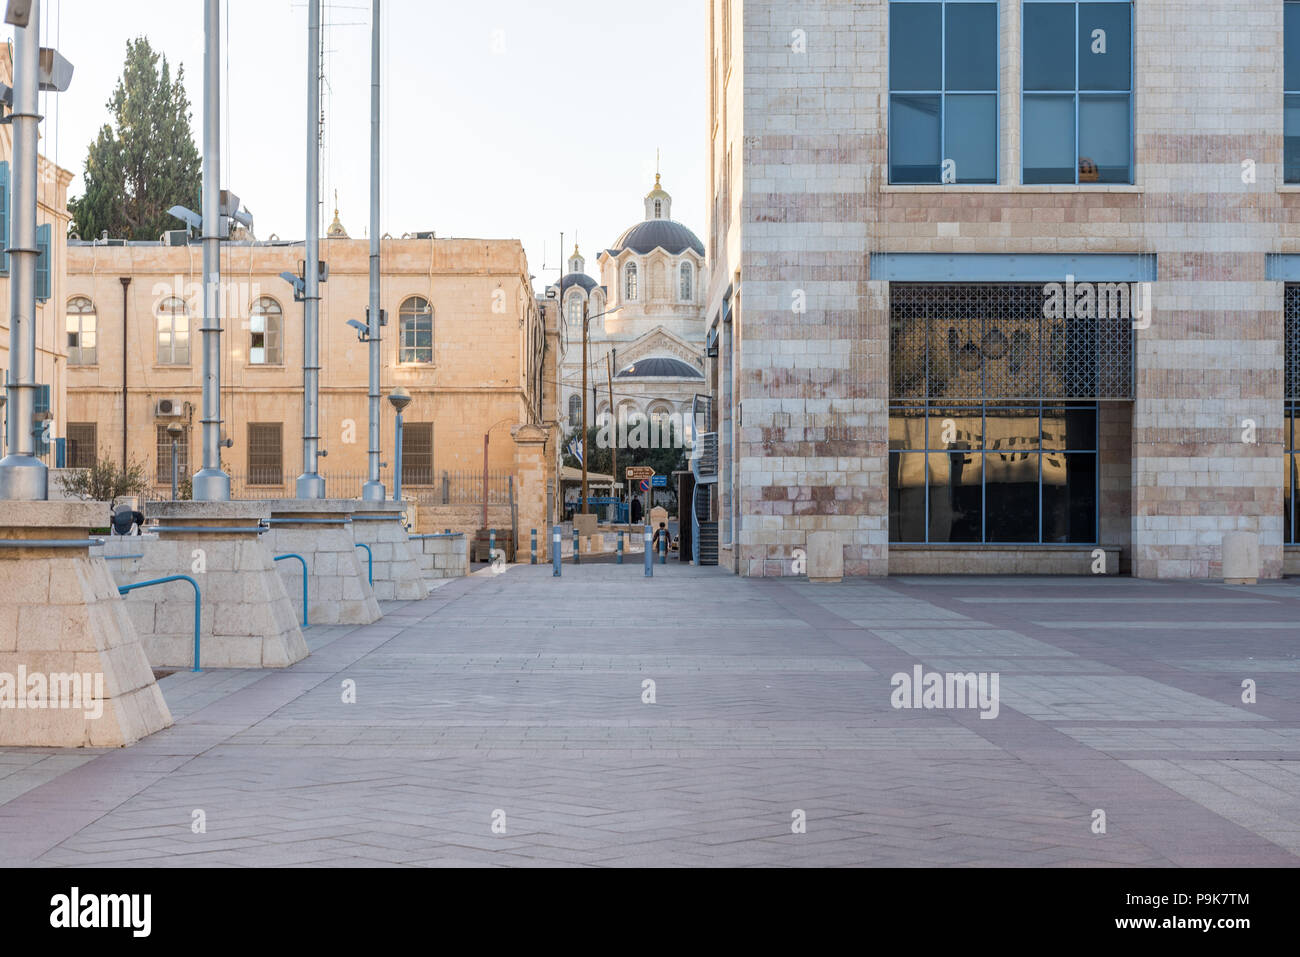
top-left (489, 528), bottom-right (496, 564)
top-left (552, 526), bottom-right (562, 577)
top-left (530, 528), bottom-right (537, 564)
top-left (643, 525), bottom-right (653, 577)
top-left (573, 526), bottom-right (580, 564)
top-left (660, 528), bottom-right (668, 565)
top-left (617, 532), bottom-right (624, 565)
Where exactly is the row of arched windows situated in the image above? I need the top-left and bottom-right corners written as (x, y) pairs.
top-left (64, 295), bottom-right (437, 367)
top-left (619, 260), bottom-right (695, 303)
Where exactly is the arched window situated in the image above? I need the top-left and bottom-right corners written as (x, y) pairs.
top-left (399, 296), bottom-right (433, 364)
top-left (66, 296), bottom-right (97, 365)
top-left (568, 393), bottom-right (582, 427)
top-left (679, 261), bottom-right (693, 301)
top-left (249, 296), bottom-right (283, 365)
top-left (654, 199), bottom-right (663, 219)
top-left (624, 262), bottom-right (638, 301)
top-left (566, 294), bottom-right (582, 328)
top-left (156, 296), bottom-right (190, 365)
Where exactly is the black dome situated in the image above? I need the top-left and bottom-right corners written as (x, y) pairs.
top-left (616, 356), bottom-right (703, 379)
top-left (609, 219), bottom-right (704, 256)
top-left (560, 272), bottom-right (598, 294)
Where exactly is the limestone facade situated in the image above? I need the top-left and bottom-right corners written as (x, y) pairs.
top-left (706, 0), bottom-right (1300, 579)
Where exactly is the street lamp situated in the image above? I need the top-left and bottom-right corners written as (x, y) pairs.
top-left (0, 0), bottom-right (73, 500)
top-left (387, 387), bottom-right (411, 503)
top-left (167, 422), bottom-right (183, 501)
top-left (580, 303), bottom-right (622, 518)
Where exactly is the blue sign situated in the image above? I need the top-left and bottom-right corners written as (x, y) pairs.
top-left (651, 475), bottom-right (667, 487)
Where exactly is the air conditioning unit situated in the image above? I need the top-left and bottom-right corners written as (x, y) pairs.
top-left (155, 398), bottom-right (186, 417)
top-left (161, 229), bottom-right (189, 247)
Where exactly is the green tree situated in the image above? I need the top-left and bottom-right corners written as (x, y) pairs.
top-left (562, 419), bottom-right (688, 510)
top-left (56, 452), bottom-right (150, 509)
top-left (68, 37), bottom-right (201, 241)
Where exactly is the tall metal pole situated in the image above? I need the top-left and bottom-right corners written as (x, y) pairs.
top-left (0, 1), bottom-right (45, 499)
top-left (606, 351), bottom-right (616, 518)
top-left (297, 0), bottom-right (325, 498)
top-left (361, 0), bottom-right (384, 501)
top-left (580, 300), bottom-right (588, 515)
top-left (393, 409), bottom-right (404, 503)
top-left (192, 0), bottom-right (231, 501)
top-left (119, 277), bottom-right (131, 472)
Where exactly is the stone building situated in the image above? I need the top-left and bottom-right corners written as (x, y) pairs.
top-left (555, 176), bottom-right (709, 449)
top-left (63, 225), bottom-right (560, 534)
top-left (0, 50), bottom-right (74, 469)
top-left (706, 0), bottom-right (1298, 579)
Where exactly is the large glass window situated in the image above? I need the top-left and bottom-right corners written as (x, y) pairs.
top-left (1286, 2), bottom-right (1300, 182)
top-left (249, 297), bottom-right (283, 365)
top-left (398, 296), bottom-right (433, 364)
top-left (66, 297), bottom-right (97, 365)
top-left (889, 403), bottom-right (1099, 543)
top-left (624, 262), bottom-right (639, 300)
top-left (1287, 286), bottom-right (1300, 543)
top-left (1023, 1), bottom-right (1133, 184)
top-left (889, 1), bottom-right (999, 184)
top-left (679, 261), bottom-right (694, 301)
top-left (155, 296), bottom-right (190, 365)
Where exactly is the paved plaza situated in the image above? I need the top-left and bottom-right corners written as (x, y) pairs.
top-left (1, 564), bottom-right (1298, 867)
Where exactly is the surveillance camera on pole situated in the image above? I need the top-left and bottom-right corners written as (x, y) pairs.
top-left (346, 318), bottom-right (370, 342)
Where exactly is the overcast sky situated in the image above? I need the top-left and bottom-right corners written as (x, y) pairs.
top-left (32, 0), bottom-right (707, 290)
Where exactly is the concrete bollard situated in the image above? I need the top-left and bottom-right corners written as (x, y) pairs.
top-left (552, 527), bottom-right (562, 577)
top-left (530, 528), bottom-right (537, 564)
top-left (1222, 532), bottom-right (1260, 585)
top-left (807, 531), bottom-right (844, 583)
top-left (644, 525), bottom-right (653, 577)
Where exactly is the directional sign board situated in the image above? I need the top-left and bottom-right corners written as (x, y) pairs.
top-left (651, 475), bottom-right (667, 488)
top-left (626, 466), bottom-right (655, 481)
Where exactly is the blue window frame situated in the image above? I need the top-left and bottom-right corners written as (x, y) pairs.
top-left (889, 1), bottom-right (1000, 185)
top-left (889, 402), bottom-right (1100, 544)
top-left (1286, 2), bottom-right (1300, 182)
top-left (1022, 1), bottom-right (1133, 184)
top-left (35, 222), bottom-right (51, 301)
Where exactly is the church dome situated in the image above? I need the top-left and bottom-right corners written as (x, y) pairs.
top-left (609, 219), bottom-right (704, 257)
top-left (561, 272), bottom-right (598, 294)
top-left (616, 356), bottom-right (703, 379)
top-left (605, 172), bottom-right (703, 257)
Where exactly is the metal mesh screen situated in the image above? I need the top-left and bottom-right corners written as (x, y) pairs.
top-left (890, 284), bottom-right (1134, 402)
top-left (1287, 285), bottom-right (1300, 403)
top-left (247, 423), bottom-right (283, 486)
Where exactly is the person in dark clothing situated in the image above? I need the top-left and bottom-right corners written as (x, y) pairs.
top-left (631, 497), bottom-right (643, 524)
top-left (652, 522), bottom-right (669, 552)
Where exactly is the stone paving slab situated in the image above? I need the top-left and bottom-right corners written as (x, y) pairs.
top-left (0, 566), bottom-right (1297, 867)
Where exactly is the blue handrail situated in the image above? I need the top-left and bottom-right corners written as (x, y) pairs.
top-left (118, 575), bottom-right (202, 673)
top-left (354, 543), bottom-right (373, 584)
top-left (273, 554), bottom-right (310, 628)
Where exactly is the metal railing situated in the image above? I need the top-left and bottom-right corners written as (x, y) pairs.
top-left (273, 554), bottom-right (310, 628)
top-left (117, 575), bottom-right (202, 672)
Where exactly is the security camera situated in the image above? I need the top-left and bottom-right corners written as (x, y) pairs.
top-left (346, 318), bottom-right (369, 342)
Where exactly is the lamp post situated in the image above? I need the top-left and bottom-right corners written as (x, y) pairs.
top-left (167, 422), bottom-right (183, 501)
top-left (579, 305), bottom-right (621, 518)
top-left (191, 0), bottom-right (231, 501)
top-left (0, 0), bottom-right (73, 500)
top-left (361, 0), bottom-right (385, 502)
top-left (297, 0), bottom-right (326, 498)
top-left (388, 387), bottom-right (410, 503)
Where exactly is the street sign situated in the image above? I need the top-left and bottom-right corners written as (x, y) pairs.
top-left (626, 466), bottom-right (655, 480)
top-left (639, 479), bottom-right (650, 493)
top-left (651, 475), bottom-right (667, 488)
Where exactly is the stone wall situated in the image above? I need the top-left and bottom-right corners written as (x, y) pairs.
top-left (412, 534), bottom-right (468, 579)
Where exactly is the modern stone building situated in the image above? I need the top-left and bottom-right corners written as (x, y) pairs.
top-left (554, 177), bottom-right (709, 446)
top-left (705, 0), bottom-right (1298, 579)
top-left (62, 227), bottom-right (563, 534)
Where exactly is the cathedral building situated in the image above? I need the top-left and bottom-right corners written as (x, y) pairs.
top-left (555, 176), bottom-right (709, 452)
